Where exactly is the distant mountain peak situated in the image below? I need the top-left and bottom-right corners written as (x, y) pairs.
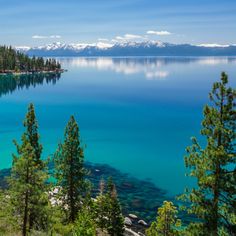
top-left (197, 43), bottom-right (230, 48)
top-left (15, 41), bottom-right (236, 57)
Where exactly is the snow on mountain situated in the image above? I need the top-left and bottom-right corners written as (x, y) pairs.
top-left (197, 43), bottom-right (230, 48)
top-left (14, 46), bottom-right (31, 52)
top-left (25, 42), bottom-right (114, 52)
top-left (15, 41), bottom-right (236, 56)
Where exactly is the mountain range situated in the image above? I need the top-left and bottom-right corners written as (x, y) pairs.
top-left (16, 41), bottom-right (236, 57)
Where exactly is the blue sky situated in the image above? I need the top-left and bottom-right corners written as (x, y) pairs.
top-left (0, 0), bottom-right (235, 46)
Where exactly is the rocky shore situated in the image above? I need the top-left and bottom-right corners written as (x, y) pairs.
top-left (0, 161), bottom-right (193, 235)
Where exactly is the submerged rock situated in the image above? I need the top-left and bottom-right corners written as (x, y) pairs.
top-left (125, 217), bottom-right (133, 226)
top-left (124, 227), bottom-right (141, 236)
top-left (138, 220), bottom-right (148, 226)
top-left (129, 214), bottom-right (138, 219)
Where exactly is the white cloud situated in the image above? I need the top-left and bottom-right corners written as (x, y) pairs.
top-left (116, 36), bottom-right (125, 40)
top-left (147, 30), bottom-right (171, 36)
top-left (32, 35), bottom-right (47, 39)
top-left (98, 38), bottom-right (109, 42)
top-left (50, 35), bottom-right (61, 39)
top-left (124, 34), bottom-right (143, 40)
top-left (114, 34), bottom-right (147, 42)
top-left (32, 35), bottom-right (61, 39)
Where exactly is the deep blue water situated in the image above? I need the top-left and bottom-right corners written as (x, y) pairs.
top-left (0, 57), bottom-right (236, 196)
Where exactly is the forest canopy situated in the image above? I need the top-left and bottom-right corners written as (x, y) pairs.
top-left (0, 46), bottom-right (61, 73)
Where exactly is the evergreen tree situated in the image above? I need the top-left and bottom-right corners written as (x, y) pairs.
top-left (0, 45), bottom-right (61, 73)
top-left (23, 103), bottom-right (43, 167)
top-left (107, 182), bottom-right (124, 236)
top-left (23, 103), bottom-right (47, 229)
top-left (54, 115), bottom-right (87, 223)
top-left (0, 190), bottom-right (17, 235)
top-left (8, 104), bottom-right (50, 235)
top-left (95, 179), bottom-right (109, 232)
top-left (9, 135), bottom-right (49, 236)
top-left (95, 178), bottom-right (124, 236)
top-left (73, 206), bottom-right (96, 236)
top-left (180, 72), bottom-right (236, 235)
top-left (146, 201), bottom-right (181, 236)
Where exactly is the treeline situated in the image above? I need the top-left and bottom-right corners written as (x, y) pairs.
top-left (0, 72), bottom-right (235, 236)
top-left (0, 46), bottom-right (61, 73)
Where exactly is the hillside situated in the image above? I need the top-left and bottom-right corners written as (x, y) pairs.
top-left (0, 46), bottom-right (62, 74)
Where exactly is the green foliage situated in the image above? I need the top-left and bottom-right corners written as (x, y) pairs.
top-left (54, 115), bottom-right (88, 223)
top-left (23, 103), bottom-right (43, 167)
top-left (72, 207), bottom-right (96, 236)
top-left (9, 135), bottom-right (50, 235)
top-left (8, 104), bottom-right (50, 236)
top-left (146, 201), bottom-right (181, 236)
top-left (180, 72), bottom-right (236, 235)
top-left (95, 178), bottom-right (124, 236)
top-left (0, 46), bottom-right (61, 73)
top-left (0, 190), bottom-right (19, 234)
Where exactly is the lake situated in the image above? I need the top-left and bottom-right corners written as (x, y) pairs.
top-left (0, 57), bottom-right (236, 196)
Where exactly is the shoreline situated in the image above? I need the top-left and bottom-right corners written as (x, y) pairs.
top-left (0, 161), bottom-right (167, 221)
top-left (0, 69), bottom-right (66, 76)
top-left (0, 161), bottom-right (193, 223)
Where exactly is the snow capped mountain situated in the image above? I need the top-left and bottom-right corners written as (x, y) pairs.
top-left (15, 46), bottom-right (31, 52)
top-left (15, 41), bottom-right (236, 57)
top-left (27, 42), bottom-right (113, 51)
top-left (197, 43), bottom-right (230, 48)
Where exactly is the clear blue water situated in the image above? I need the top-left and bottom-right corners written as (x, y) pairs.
top-left (0, 57), bottom-right (236, 196)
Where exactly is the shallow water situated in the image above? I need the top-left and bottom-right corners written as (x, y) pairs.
top-left (0, 57), bottom-right (236, 196)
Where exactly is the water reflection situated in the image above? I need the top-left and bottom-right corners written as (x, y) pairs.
top-left (60, 57), bottom-right (236, 80)
top-left (0, 73), bottom-right (61, 97)
top-left (1, 57), bottom-right (236, 96)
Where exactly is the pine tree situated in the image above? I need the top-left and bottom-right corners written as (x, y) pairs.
top-left (180, 72), bottom-right (236, 235)
top-left (54, 115), bottom-right (87, 223)
top-left (73, 206), bottom-right (96, 236)
top-left (0, 45), bottom-right (61, 73)
top-left (23, 103), bottom-right (43, 167)
top-left (23, 103), bottom-right (47, 229)
top-left (95, 179), bottom-right (109, 232)
top-left (9, 135), bottom-right (49, 236)
top-left (146, 201), bottom-right (181, 236)
top-left (95, 178), bottom-right (124, 236)
top-left (8, 104), bottom-right (50, 235)
top-left (107, 182), bottom-right (124, 236)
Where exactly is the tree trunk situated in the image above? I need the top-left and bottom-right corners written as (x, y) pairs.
top-left (23, 160), bottom-right (30, 236)
top-left (69, 151), bottom-right (75, 222)
top-left (23, 191), bottom-right (29, 236)
top-left (212, 88), bottom-right (224, 236)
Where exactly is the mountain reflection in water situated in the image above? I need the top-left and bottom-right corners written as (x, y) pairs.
top-left (58, 57), bottom-right (236, 80)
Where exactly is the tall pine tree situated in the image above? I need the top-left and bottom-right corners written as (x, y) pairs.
top-left (54, 115), bottom-right (87, 223)
top-left (8, 104), bottom-right (49, 235)
top-left (9, 127), bottom-right (49, 235)
top-left (107, 182), bottom-right (124, 236)
top-left (23, 103), bottom-right (43, 167)
top-left (181, 72), bottom-right (236, 235)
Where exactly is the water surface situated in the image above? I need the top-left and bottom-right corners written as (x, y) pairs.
top-left (0, 57), bottom-right (236, 195)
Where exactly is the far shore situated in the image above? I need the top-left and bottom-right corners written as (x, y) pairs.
top-left (0, 69), bottom-right (66, 76)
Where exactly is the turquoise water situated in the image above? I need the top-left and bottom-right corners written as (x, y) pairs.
top-left (0, 57), bottom-right (236, 195)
